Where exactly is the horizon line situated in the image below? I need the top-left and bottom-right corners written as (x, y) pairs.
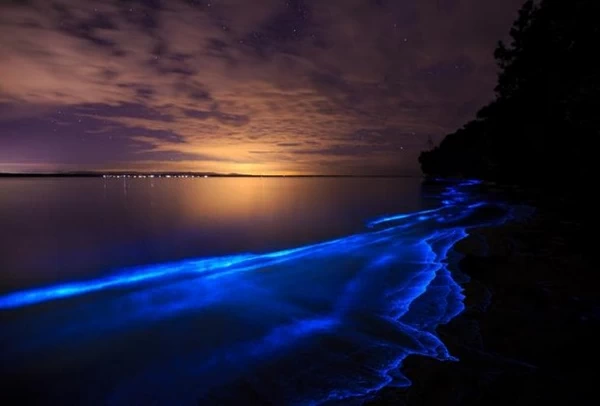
top-left (0, 171), bottom-right (423, 178)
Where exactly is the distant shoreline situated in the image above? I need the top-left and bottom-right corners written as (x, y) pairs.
top-left (0, 173), bottom-right (420, 179)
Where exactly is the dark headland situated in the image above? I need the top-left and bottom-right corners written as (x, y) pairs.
top-left (418, 0), bottom-right (596, 191)
top-left (370, 1), bottom-right (597, 404)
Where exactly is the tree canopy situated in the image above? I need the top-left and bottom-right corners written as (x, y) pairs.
top-left (419, 0), bottom-right (600, 185)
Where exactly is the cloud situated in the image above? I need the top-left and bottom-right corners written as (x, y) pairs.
top-left (182, 108), bottom-right (250, 127)
top-left (0, 0), bottom-right (524, 174)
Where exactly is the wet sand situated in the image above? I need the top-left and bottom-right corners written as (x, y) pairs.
top-left (369, 187), bottom-right (595, 405)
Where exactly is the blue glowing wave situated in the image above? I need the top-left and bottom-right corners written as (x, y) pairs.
top-left (0, 179), bottom-right (515, 405)
top-left (0, 234), bottom-right (373, 310)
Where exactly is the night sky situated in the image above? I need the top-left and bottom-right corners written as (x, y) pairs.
top-left (0, 0), bottom-right (524, 175)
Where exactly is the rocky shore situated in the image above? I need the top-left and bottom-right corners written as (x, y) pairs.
top-left (369, 189), bottom-right (595, 405)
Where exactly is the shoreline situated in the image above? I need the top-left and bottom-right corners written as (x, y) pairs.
top-left (369, 196), bottom-right (594, 405)
top-left (0, 173), bottom-right (420, 178)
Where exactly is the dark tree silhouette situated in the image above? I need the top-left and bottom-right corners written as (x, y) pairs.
top-left (419, 0), bottom-right (600, 186)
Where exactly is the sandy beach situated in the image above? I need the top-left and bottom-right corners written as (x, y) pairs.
top-left (369, 187), bottom-right (594, 405)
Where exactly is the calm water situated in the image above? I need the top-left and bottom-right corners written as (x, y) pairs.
top-left (0, 178), bottom-right (510, 404)
top-left (0, 178), bottom-right (429, 293)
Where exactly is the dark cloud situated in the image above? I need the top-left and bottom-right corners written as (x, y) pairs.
top-left (183, 109), bottom-right (250, 126)
top-left (136, 150), bottom-right (241, 163)
top-left (292, 143), bottom-right (398, 157)
top-left (76, 103), bottom-right (175, 122)
top-left (54, 4), bottom-right (120, 50)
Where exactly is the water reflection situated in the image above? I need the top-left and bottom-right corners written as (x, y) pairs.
top-left (0, 177), bottom-right (425, 293)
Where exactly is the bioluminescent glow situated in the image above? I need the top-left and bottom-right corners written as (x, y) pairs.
top-left (0, 234), bottom-right (376, 310)
top-left (0, 180), bottom-right (515, 405)
top-left (367, 207), bottom-right (443, 227)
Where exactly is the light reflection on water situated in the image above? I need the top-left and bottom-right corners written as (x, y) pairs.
top-left (0, 178), bottom-right (512, 405)
top-left (0, 177), bottom-right (427, 293)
